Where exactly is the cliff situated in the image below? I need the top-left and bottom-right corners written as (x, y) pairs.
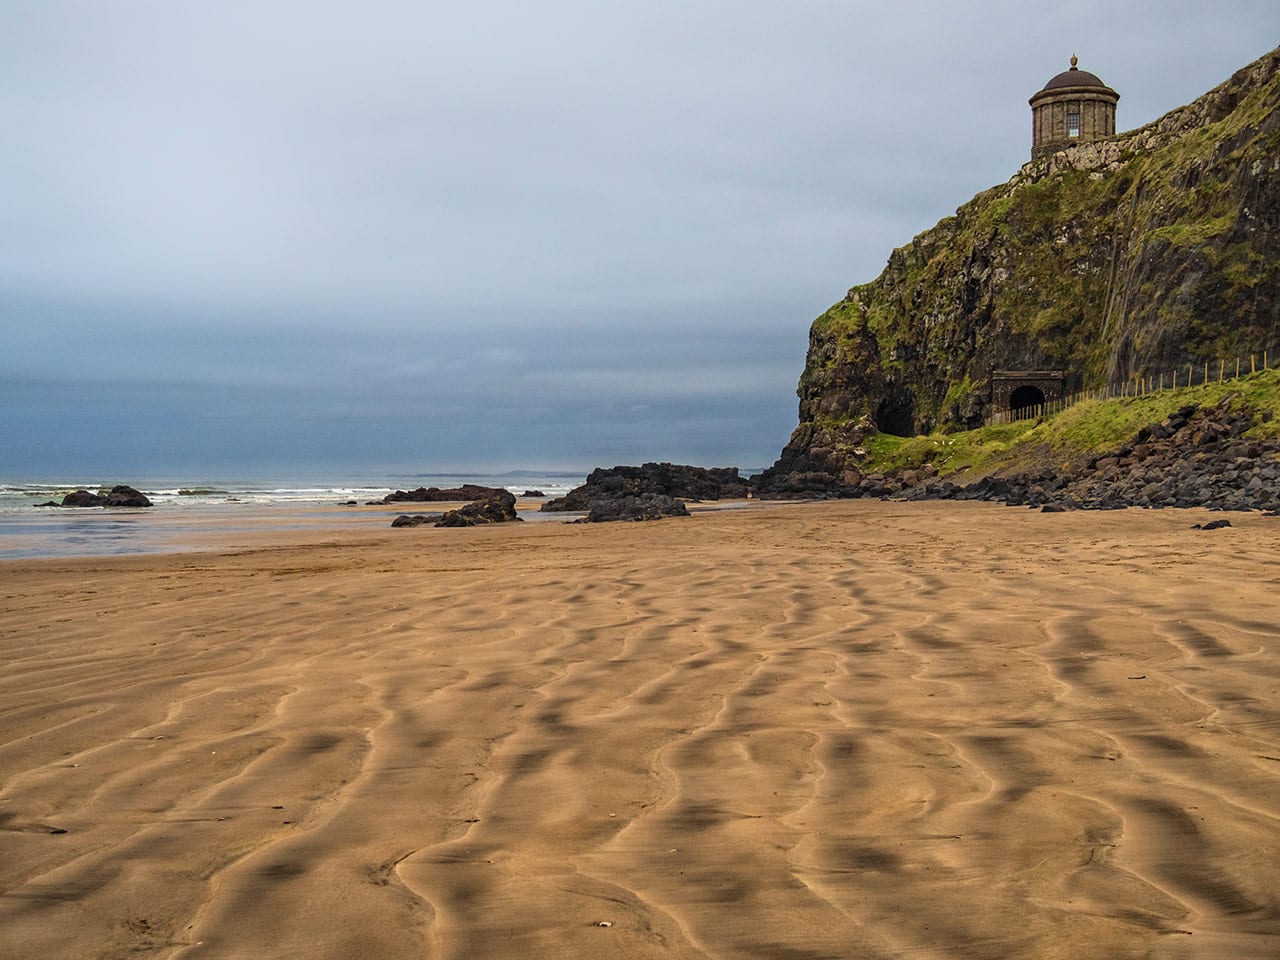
top-left (763, 47), bottom-right (1280, 489)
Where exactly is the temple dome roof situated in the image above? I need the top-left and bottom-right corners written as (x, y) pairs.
top-left (1032, 56), bottom-right (1118, 100)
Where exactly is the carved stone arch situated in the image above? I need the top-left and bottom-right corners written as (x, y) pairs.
top-left (990, 370), bottom-right (1066, 414)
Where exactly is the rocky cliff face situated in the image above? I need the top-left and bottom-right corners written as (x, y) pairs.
top-left (763, 47), bottom-right (1280, 486)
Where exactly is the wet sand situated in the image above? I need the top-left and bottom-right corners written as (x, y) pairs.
top-left (1, 500), bottom-right (1278, 959)
top-left (0, 498), bottom-right (557, 560)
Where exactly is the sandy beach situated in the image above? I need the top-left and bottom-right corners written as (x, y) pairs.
top-left (1, 500), bottom-right (1278, 959)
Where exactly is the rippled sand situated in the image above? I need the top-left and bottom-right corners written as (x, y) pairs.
top-left (2, 501), bottom-right (1278, 959)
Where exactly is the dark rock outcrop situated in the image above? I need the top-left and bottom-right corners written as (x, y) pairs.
top-left (383, 484), bottom-right (507, 503)
top-left (542, 463), bottom-right (750, 512)
top-left (754, 464), bottom-right (946, 500)
top-left (60, 490), bottom-right (106, 507)
top-left (57, 485), bottom-right (152, 508)
top-left (391, 514), bottom-right (439, 527)
top-left (1194, 519), bottom-right (1233, 530)
top-left (103, 485), bottom-right (152, 507)
top-left (435, 490), bottom-right (522, 527)
top-left (574, 494), bottom-right (691, 523)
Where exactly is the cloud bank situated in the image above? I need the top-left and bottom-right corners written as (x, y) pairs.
top-left (2, 2), bottom-right (1275, 475)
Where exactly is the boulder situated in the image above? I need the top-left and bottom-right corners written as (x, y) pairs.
top-left (383, 484), bottom-right (507, 503)
top-left (575, 494), bottom-right (690, 523)
top-left (391, 514), bottom-right (437, 527)
top-left (59, 485), bottom-right (152, 507)
top-left (435, 490), bottom-right (522, 527)
top-left (543, 463), bottom-right (751, 511)
top-left (754, 470), bottom-right (859, 500)
top-left (103, 485), bottom-right (152, 507)
top-left (61, 490), bottom-right (107, 507)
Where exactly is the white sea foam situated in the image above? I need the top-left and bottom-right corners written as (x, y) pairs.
top-left (0, 471), bottom-right (586, 558)
top-left (0, 473), bottom-right (582, 512)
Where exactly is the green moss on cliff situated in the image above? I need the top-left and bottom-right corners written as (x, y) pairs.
top-left (1144, 215), bottom-right (1236, 250)
top-left (942, 375), bottom-right (976, 411)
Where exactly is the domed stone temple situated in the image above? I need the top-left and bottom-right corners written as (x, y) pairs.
top-left (1029, 55), bottom-right (1119, 158)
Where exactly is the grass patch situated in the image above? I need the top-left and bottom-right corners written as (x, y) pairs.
top-left (1143, 213), bottom-right (1236, 250)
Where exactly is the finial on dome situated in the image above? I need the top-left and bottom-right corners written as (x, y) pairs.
top-left (1070, 54), bottom-right (1078, 69)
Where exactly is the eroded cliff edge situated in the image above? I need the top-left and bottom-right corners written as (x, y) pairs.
top-left (761, 47), bottom-right (1280, 491)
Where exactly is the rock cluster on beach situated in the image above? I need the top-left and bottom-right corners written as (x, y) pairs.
top-left (574, 494), bottom-right (691, 523)
top-left (390, 513), bottom-right (438, 527)
top-left (392, 489), bottom-right (521, 528)
top-left (542, 463), bottom-right (748, 517)
top-left (380, 484), bottom-right (507, 503)
top-left (751, 465), bottom-right (859, 500)
top-left (758, 398), bottom-right (1280, 514)
top-left (435, 489), bottom-right (521, 527)
top-left (42, 485), bottom-right (153, 508)
top-left (543, 410), bottom-right (1279, 520)
top-left (901, 400), bottom-right (1280, 512)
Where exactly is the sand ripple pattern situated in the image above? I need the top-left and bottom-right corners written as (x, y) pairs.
top-left (1, 502), bottom-right (1278, 958)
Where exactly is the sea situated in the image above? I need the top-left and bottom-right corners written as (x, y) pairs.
top-left (0, 471), bottom-right (588, 560)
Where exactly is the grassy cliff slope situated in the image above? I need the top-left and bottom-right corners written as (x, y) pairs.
top-left (864, 366), bottom-right (1280, 482)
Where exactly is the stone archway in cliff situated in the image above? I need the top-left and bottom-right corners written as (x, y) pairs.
top-left (1009, 384), bottom-right (1047, 416)
top-left (990, 370), bottom-right (1066, 419)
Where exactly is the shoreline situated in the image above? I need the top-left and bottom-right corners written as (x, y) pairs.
top-left (0, 497), bottom-right (575, 561)
top-left (2, 500), bottom-right (1278, 958)
top-left (0, 495), bottom-right (775, 562)
top-left (3, 490), bottom-right (1274, 562)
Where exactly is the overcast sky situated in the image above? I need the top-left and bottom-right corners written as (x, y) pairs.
top-left (2, 2), bottom-right (1276, 478)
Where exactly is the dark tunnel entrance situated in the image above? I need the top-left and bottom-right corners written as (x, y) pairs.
top-left (1008, 384), bottom-right (1047, 417)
